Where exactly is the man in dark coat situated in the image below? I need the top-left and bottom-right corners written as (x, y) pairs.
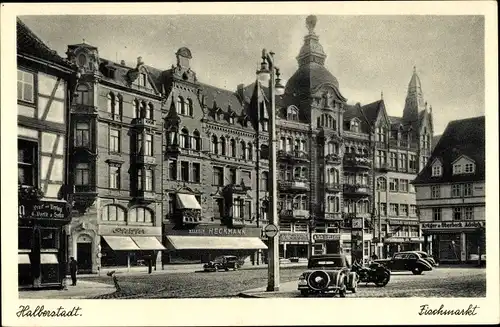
top-left (69, 257), bottom-right (78, 286)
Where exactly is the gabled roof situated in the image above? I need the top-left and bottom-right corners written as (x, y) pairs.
top-left (360, 100), bottom-right (383, 125)
top-left (432, 134), bottom-right (442, 151)
top-left (17, 18), bottom-right (75, 71)
top-left (98, 59), bottom-right (160, 96)
top-left (413, 116), bottom-right (485, 185)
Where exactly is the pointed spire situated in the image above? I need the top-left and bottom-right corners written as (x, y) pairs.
top-left (413, 65), bottom-right (416, 73)
top-left (381, 91), bottom-right (384, 100)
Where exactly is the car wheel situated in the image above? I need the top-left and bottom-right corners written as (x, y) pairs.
top-left (225, 268), bottom-right (229, 272)
top-left (375, 272), bottom-right (390, 287)
top-left (339, 287), bottom-right (346, 298)
top-left (412, 267), bottom-right (422, 275)
top-left (300, 290), bottom-right (309, 297)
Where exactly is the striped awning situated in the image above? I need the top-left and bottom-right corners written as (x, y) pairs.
top-left (176, 194), bottom-right (202, 210)
top-left (166, 236), bottom-right (267, 250)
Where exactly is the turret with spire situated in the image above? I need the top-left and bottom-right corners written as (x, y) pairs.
top-left (402, 66), bottom-right (426, 124)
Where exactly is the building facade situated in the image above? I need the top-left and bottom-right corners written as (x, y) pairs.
top-left (412, 116), bottom-right (485, 263)
top-left (17, 19), bottom-right (76, 288)
top-left (65, 43), bottom-right (166, 273)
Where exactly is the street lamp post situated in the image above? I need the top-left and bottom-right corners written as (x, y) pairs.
top-left (257, 49), bottom-right (285, 292)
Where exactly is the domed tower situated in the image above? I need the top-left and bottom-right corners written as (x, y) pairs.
top-left (284, 15), bottom-right (347, 126)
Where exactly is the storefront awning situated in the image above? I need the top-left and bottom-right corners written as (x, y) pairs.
top-left (103, 236), bottom-right (140, 250)
top-left (132, 236), bottom-right (166, 250)
top-left (166, 236), bottom-right (267, 250)
top-left (18, 254), bottom-right (31, 264)
top-left (176, 194), bottom-right (202, 210)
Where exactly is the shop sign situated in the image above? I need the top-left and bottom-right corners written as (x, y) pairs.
top-left (279, 232), bottom-right (309, 243)
top-left (421, 221), bottom-right (485, 230)
top-left (389, 219), bottom-right (419, 226)
top-left (99, 225), bottom-right (161, 236)
top-left (18, 201), bottom-right (69, 220)
top-left (164, 226), bottom-right (262, 238)
top-left (384, 237), bottom-right (423, 243)
top-left (313, 233), bottom-right (341, 241)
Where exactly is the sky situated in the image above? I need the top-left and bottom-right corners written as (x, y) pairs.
top-left (19, 15), bottom-right (485, 135)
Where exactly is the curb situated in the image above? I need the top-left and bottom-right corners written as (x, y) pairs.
top-left (237, 292), bottom-right (260, 298)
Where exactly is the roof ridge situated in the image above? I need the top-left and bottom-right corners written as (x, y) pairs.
top-left (17, 18), bottom-right (59, 57)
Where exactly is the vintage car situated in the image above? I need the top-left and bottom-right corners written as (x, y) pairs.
top-left (297, 254), bottom-right (358, 297)
top-left (408, 251), bottom-right (439, 267)
top-left (203, 255), bottom-right (243, 272)
top-left (375, 251), bottom-right (433, 275)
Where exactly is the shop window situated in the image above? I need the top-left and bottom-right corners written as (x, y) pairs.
top-left (18, 139), bottom-right (37, 186)
top-left (18, 70), bottom-right (35, 103)
top-left (101, 205), bottom-right (126, 222)
top-left (18, 227), bottom-right (32, 249)
top-left (129, 207), bottom-right (153, 223)
top-left (41, 229), bottom-right (58, 249)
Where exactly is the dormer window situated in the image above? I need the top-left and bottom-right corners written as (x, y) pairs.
top-left (432, 163), bottom-right (442, 177)
top-left (229, 115), bottom-right (234, 124)
top-left (453, 164), bottom-right (462, 175)
top-left (138, 73), bottom-right (147, 87)
top-left (464, 163), bottom-right (475, 173)
top-left (350, 119), bottom-right (360, 132)
top-left (287, 106), bottom-right (299, 121)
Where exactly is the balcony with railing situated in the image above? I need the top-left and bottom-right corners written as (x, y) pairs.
top-left (343, 153), bottom-right (371, 170)
top-left (73, 184), bottom-right (98, 213)
top-left (71, 104), bottom-right (98, 115)
top-left (134, 190), bottom-right (156, 203)
top-left (324, 183), bottom-right (342, 192)
top-left (131, 117), bottom-right (156, 128)
top-left (323, 153), bottom-right (342, 164)
top-left (343, 184), bottom-right (370, 196)
top-left (277, 150), bottom-right (310, 162)
top-left (278, 179), bottom-right (310, 192)
top-left (279, 209), bottom-right (310, 219)
top-left (134, 153), bottom-right (156, 165)
top-left (374, 162), bottom-right (390, 172)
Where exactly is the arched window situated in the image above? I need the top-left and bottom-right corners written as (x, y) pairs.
top-left (240, 141), bottom-right (246, 159)
top-left (327, 141), bottom-right (338, 155)
top-left (286, 138), bottom-right (292, 152)
top-left (327, 196), bottom-right (339, 213)
top-left (377, 177), bottom-right (387, 191)
top-left (106, 92), bottom-right (115, 113)
top-left (101, 205), bottom-right (125, 222)
top-left (75, 84), bottom-right (91, 105)
top-left (129, 207), bottom-right (153, 223)
top-left (220, 137), bottom-right (226, 156)
top-left (180, 128), bottom-right (190, 149)
top-left (350, 119), bottom-right (360, 132)
top-left (261, 171), bottom-right (269, 191)
top-left (192, 130), bottom-right (201, 151)
top-left (247, 142), bottom-right (253, 160)
top-left (140, 101), bottom-right (147, 118)
top-left (133, 99), bottom-right (140, 118)
top-left (294, 139), bottom-right (300, 151)
top-left (287, 106), bottom-right (299, 121)
top-left (327, 168), bottom-right (339, 183)
top-left (187, 98), bottom-right (193, 116)
top-left (301, 167), bottom-right (308, 179)
top-left (230, 139), bottom-right (236, 157)
top-left (148, 103), bottom-right (154, 120)
top-left (177, 96), bottom-right (185, 115)
top-left (211, 135), bottom-right (218, 154)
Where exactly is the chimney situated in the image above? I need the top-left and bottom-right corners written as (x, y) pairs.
top-left (137, 56), bottom-right (144, 67)
top-left (120, 60), bottom-right (126, 66)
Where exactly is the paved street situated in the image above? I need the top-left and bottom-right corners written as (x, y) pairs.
top-left (86, 266), bottom-right (485, 299)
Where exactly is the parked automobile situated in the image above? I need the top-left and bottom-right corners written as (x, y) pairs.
top-left (469, 254), bottom-right (486, 264)
top-left (297, 254), bottom-right (358, 297)
top-left (375, 252), bottom-right (433, 275)
top-left (203, 255), bottom-right (243, 272)
top-left (408, 251), bottom-right (438, 267)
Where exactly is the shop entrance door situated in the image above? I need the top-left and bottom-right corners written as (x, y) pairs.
top-left (77, 243), bottom-right (92, 273)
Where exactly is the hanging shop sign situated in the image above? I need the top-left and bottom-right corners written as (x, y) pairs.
top-left (421, 221), bottom-right (485, 230)
top-left (18, 201), bottom-right (70, 221)
top-left (279, 232), bottom-right (309, 243)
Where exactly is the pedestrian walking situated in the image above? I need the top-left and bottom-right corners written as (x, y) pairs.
top-left (69, 257), bottom-right (78, 286)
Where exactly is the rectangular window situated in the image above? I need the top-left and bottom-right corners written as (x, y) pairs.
top-left (464, 207), bottom-right (474, 220)
top-left (169, 160), bottom-right (177, 180)
top-left (409, 154), bottom-right (417, 171)
top-left (295, 222), bottom-right (308, 233)
top-left (451, 184), bottom-right (462, 197)
top-left (18, 139), bottom-right (37, 186)
top-left (400, 204), bottom-right (408, 217)
top-left (463, 183), bottom-right (473, 197)
top-left (464, 163), bottom-right (474, 173)
top-left (137, 169), bottom-right (143, 190)
top-left (228, 168), bottom-right (237, 184)
top-left (181, 161), bottom-right (189, 182)
top-left (432, 164), bottom-right (442, 177)
top-left (389, 178), bottom-right (399, 192)
top-left (453, 207), bottom-right (462, 221)
top-left (432, 208), bottom-right (442, 221)
top-left (244, 201), bottom-right (252, 219)
top-left (453, 164), bottom-right (463, 175)
top-left (109, 166), bottom-right (120, 189)
top-left (145, 133), bottom-right (153, 156)
top-left (75, 122), bottom-right (90, 147)
top-left (109, 128), bottom-right (120, 153)
top-left (213, 166), bottom-right (223, 186)
top-left (241, 170), bottom-right (251, 186)
top-left (399, 153), bottom-right (407, 171)
top-left (379, 202), bottom-right (387, 216)
top-left (192, 163), bottom-right (201, 183)
top-left (410, 205), bottom-right (417, 216)
top-left (390, 152), bottom-right (397, 168)
top-left (144, 169), bottom-right (153, 191)
top-left (17, 70), bottom-right (34, 103)
top-left (431, 185), bottom-right (441, 199)
top-left (399, 179), bottom-right (409, 192)
top-left (75, 163), bottom-right (90, 185)
top-left (389, 203), bottom-right (399, 216)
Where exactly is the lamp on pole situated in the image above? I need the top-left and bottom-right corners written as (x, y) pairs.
top-left (257, 48), bottom-right (285, 292)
